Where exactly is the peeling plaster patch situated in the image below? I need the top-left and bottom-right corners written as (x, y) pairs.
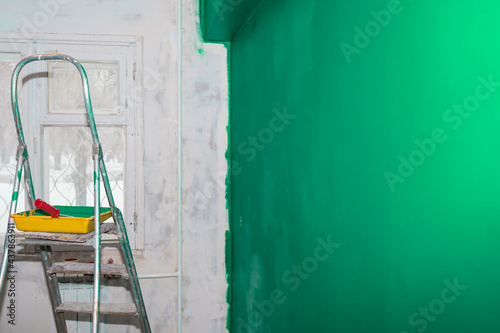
top-left (194, 81), bottom-right (210, 93)
top-left (123, 14), bottom-right (142, 20)
top-left (209, 126), bottom-right (218, 150)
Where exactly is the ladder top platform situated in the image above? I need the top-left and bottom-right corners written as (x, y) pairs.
top-left (17, 223), bottom-right (116, 246)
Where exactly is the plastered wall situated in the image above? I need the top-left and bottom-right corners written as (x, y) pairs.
top-left (0, 0), bottom-right (228, 332)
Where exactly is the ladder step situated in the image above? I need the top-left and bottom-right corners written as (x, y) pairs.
top-left (56, 302), bottom-right (138, 316)
top-left (20, 223), bottom-right (116, 244)
top-left (47, 262), bottom-right (129, 279)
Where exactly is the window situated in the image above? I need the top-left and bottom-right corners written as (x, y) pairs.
top-left (0, 42), bottom-right (29, 230)
top-left (0, 35), bottom-right (143, 249)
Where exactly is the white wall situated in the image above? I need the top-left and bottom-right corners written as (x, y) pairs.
top-left (0, 0), bottom-right (228, 332)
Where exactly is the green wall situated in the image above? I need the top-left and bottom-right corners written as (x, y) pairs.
top-left (227, 0), bottom-right (500, 332)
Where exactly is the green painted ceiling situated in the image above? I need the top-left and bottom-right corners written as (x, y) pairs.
top-left (201, 0), bottom-right (262, 41)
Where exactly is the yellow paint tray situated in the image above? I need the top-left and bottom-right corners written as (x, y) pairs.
top-left (11, 206), bottom-right (113, 234)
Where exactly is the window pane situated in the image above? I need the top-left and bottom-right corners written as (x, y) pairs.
top-left (43, 126), bottom-right (125, 210)
top-left (48, 61), bottom-right (120, 115)
top-left (0, 58), bottom-right (26, 226)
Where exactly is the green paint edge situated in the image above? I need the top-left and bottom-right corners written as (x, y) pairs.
top-left (224, 41), bottom-right (232, 332)
top-left (199, 0), bottom-right (207, 41)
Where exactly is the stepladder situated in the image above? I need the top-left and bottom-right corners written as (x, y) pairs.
top-left (0, 54), bottom-right (151, 333)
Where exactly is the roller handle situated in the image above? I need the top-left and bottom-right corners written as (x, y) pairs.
top-left (34, 199), bottom-right (60, 218)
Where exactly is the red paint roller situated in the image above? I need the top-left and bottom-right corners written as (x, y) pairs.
top-left (34, 199), bottom-right (61, 218)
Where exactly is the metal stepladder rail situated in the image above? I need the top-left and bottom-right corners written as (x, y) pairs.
top-left (0, 54), bottom-right (151, 333)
